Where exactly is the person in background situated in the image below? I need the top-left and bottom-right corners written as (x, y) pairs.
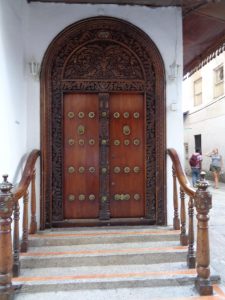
top-left (206, 148), bottom-right (223, 189)
top-left (189, 148), bottom-right (202, 187)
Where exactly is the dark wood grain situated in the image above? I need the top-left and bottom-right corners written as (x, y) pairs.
top-left (167, 148), bottom-right (195, 198)
top-left (63, 93), bottom-right (100, 219)
top-left (13, 202), bottom-right (20, 277)
top-left (187, 196), bottom-right (195, 268)
top-left (195, 173), bottom-right (213, 295)
top-left (167, 149), bottom-right (213, 296)
top-left (172, 166), bottom-right (180, 230)
top-left (20, 191), bottom-right (29, 252)
top-left (29, 170), bottom-right (37, 234)
top-left (109, 93), bottom-right (145, 217)
top-left (13, 150), bottom-right (40, 202)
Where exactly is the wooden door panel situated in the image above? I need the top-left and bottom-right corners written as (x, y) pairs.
top-left (109, 94), bottom-right (145, 218)
top-left (63, 93), bottom-right (99, 219)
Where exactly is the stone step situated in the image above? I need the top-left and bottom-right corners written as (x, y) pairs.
top-left (29, 227), bottom-right (179, 247)
top-left (11, 263), bottom-right (196, 293)
top-left (16, 262), bottom-right (192, 277)
top-left (13, 284), bottom-right (225, 300)
top-left (21, 227), bottom-right (186, 270)
top-left (13, 226), bottom-right (221, 299)
top-left (27, 240), bottom-right (180, 253)
top-left (12, 262), bottom-right (220, 294)
top-left (20, 245), bottom-right (187, 268)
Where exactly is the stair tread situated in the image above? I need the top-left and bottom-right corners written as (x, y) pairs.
top-left (13, 268), bottom-right (197, 284)
top-left (21, 246), bottom-right (186, 259)
top-left (29, 230), bottom-right (179, 240)
top-left (28, 228), bottom-right (180, 247)
top-left (30, 228), bottom-right (179, 239)
top-left (24, 241), bottom-right (184, 254)
top-left (14, 226), bottom-right (221, 297)
top-left (13, 262), bottom-right (220, 284)
top-left (13, 285), bottom-right (225, 300)
top-left (16, 262), bottom-right (190, 277)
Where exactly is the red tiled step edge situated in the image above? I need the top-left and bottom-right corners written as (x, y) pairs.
top-left (13, 268), bottom-right (197, 283)
top-left (20, 245), bottom-right (187, 257)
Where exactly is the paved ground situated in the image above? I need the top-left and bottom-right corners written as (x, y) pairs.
top-left (207, 179), bottom-right (225, 288)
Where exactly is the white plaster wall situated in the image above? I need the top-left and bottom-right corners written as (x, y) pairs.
top-left (0, 0), bottom-right (27, 182)
top-left (0, 0), bottom-right (30, 237)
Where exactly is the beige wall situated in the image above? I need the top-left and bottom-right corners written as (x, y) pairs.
top-left (183, 52), bottom-right (225, 181)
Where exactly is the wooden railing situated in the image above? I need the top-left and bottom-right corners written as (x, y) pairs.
top-left (0, 148), bottom-right (213, 297)
top-left (0, 150), bottom-right (40, 299)
top-left (167, 148), bottom-right (213, 296)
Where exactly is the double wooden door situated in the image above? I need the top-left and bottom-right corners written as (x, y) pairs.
top-left (63, 93), bottom-right (146, 219)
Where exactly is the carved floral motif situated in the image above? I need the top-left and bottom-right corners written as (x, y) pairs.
top-left (64, 42), bottom-right (143, 80)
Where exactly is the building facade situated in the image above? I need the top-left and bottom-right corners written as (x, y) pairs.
top-left (183, 50), bottom-right (225, 182)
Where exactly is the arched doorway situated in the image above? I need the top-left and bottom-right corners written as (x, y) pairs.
top-left (40, 17), bottom-right (166, 229)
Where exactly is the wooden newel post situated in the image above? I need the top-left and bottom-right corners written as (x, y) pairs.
top-left (179, 188), bottom-right (188, 246)
top-left (172, 166), bottom-right (180, 230)
top-left (0, 175), bottom-right (14, 299)
top-left (195, 171), bottom-right (213, 296)
top-left (29, 170), bottom-right (37, 234)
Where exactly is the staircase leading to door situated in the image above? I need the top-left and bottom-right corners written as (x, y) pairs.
top-left (13, 226), bottom-right (221, 300)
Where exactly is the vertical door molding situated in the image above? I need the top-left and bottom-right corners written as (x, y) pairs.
top-left (99, 93), bottom-right (110, 220)
top-left (40, 17), bottom-right (166, 228)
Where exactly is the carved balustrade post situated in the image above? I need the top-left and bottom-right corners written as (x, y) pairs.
top-left (13, 202), bottom-right (20, 277)
top-left (20, 191), bottom-right (29, 253)
top-left (195, 172), bottom-right (213, 295)
top-left (0, 175), bottom-right (14, 299)
top-left (179, 188), bottom-right (188, 246)
top-left (29, 170), bottom-right (37, 234)
top-left (172, 166), bottom-right (180, 230)
top-left (187, 197), bottom-right (195, 268)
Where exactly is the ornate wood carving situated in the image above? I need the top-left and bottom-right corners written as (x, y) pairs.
top-left (99, 93), bottom-right (110, 220)
top-left (13, 202), bottom-right (20, 277)
top-left (195, 173), bottom-right (213, 295)
top-left (20, 191), bottom-right (29, 253)
top-left (41, 17), bottom-right (166, 227)
top-left (187, 196), bottom-right (195, 268)
top-left (172, 166), bottom-right (180, 230)
top-left (180, 188), bottom-right (188, 246)
top-left (0, 175), bottom-right (14, 297)
top-left (64, 42), bottom-right (144, 80)
top-left (29, 170), bottom-right (37, 234)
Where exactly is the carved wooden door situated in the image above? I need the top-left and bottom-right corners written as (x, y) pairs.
top-left (63, 93), bottom-right (100, 219)
top-left (109, 94), bottom-right (145, 218)
top-left (63, 93), bottom-right (145, 219)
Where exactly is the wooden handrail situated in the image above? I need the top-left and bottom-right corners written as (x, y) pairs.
top-left (12, 150), bottom-right (40, 201)
top-left (0, 149), bottom-right (40, 298)
top-left (167, 147), bottom-right (213, 296)
top-left (167, 148), bottom-right (195, 198)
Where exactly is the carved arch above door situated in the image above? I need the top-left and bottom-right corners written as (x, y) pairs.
top-left (40, 17), bottom-right (166, 229)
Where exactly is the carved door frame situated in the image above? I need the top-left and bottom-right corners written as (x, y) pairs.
top-left (40, 17), bottom-right (166, 229)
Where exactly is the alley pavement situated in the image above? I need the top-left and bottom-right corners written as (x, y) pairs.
top-left (207, 179), bottom-right (225, 288)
